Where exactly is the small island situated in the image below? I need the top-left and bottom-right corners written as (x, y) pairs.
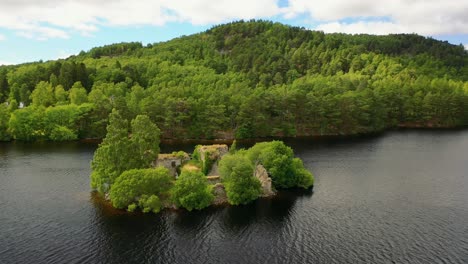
top-left (90, 109), bottom-right (314, 213)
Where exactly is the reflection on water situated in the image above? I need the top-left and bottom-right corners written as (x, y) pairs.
top-left (1, 130), bottom-right (468, 264)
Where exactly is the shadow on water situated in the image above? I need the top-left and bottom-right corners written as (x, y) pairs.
top-left (89, 192), bottom-right (173, 263)
top-left (90, 192), bottom-right (128, 217)
top-left (0, 142), bottom-right (11, 165)
top-left (1, 140), bottom-right (97, 154)
top-left (223, 188), bottom-right (314, 230)
top-left (171, 206), bottom-right (220, 228)
top-left (89, 186), bottom-right (314, 232)
top-left (90, 191), bottom-right (169, 230)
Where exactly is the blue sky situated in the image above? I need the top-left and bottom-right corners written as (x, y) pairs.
top-left (1, 0), bottom-right (467, 65)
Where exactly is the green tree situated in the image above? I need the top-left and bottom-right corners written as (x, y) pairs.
top-left (54, 85), bottom-right (68, 105)
top-left (172, 170), bottom-right (214, 211)
top-left (109, 167), bottom-right (173, 210)
top-left (219, 154), bottom-right (262, 205)
top-left (126, 84), bottom-right (146, 117)
top-left (7, 100), bottom-right (18, 113)
top-left (0, 70), bottom-right (9, 103)
top-left (30, 81), bottom-right (55, 107)
top-left (48, 126), bottom-right (77, 141)
top-left (129, 115), bottom-right (161, 168)
top-left (58, 62), bottom-right (75, 90)
top-left (138, 195), bottom-right (162, 213)
top-left (8, 106), bottom-right (45, 141)
top-left (0, 103), bottom-right (10, 141)
top-left (1, 20), bottom-right (467, 143)
top-left (246, 141), bottom-right (313, 188)
top-left (44, 105), bottom-right (83, 141)
top-left (229, 140), bottom-right (238, 154)
top-left (86, 88), bottom-right (112, 138)
top-left (292, 158), bottom-right (314, 188)
top-left (90, 109), bottom-right (131, 192)
top-left (69, 82), bottom-right (88, 105)
top-left (90, 110), bottom-right (162, 193)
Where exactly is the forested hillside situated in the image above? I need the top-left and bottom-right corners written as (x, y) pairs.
top-left (0, 20), bottom-right (467, 141)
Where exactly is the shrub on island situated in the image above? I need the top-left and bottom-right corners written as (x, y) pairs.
top-left (246, 141), bottom-right (314, 189)
top-left (138, 195), bottom-right (162, 213)
top-left (219, 154), bottom-right (262, 205)
top-left (172, 170), bottom-right (214, 211)
top-left (218, 141), bottom-right (314, 206)
top-left (109, 167), bottom-right (173, 211)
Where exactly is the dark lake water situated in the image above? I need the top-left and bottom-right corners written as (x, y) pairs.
top-left (1, 130), bottom-right (468, 264)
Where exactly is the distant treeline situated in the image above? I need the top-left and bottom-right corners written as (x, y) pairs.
top-left (0, 20), bottom-right (467, 141)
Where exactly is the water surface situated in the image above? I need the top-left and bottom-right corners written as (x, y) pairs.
top-left (1, 130), bottom-right (467, 264)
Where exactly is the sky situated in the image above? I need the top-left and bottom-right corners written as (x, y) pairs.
top-left (1, 0), bottom-right (468, 65)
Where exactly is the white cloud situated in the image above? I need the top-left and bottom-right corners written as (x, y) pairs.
top-left (287, 0), bottom-right (468, 35)
top-left (0, 0), bottom-right (281, 40)
top-left (0, 61), bottom-right (12, 66)
top-left (16, 26), bottom-right (69, 40)
top-left (316, 21), bottom-right (408, 35)
top-left (57, 50), bottom-right (75, 60)
top-left (0, 0), bottom-right (467, 40)
top-left (464, 44), bottom-right (468, 50)
top-left (0, 34), bottom-right (4, 41)
top-left (162, 0), bottom-right (281, 25)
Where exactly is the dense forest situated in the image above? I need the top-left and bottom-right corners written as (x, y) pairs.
top-left (0, 20), bottom-right (467, 141)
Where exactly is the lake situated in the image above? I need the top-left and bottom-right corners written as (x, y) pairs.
top-left (1, 130), bottom-right (467, 264)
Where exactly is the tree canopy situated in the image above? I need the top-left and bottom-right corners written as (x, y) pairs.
top-left (247, 141), bottom-right (314, 188)
top-left (219, 153), bottom-right (262, 205)
top-left (0, 20), bottom-right (466, 142)
top-left (172, 170), bottom-right (214, 211)
top-left (221, 141), bottom-right (314, 194)
top-left (109, 167), bottom-right (173, 211)
top-left (90, 109), bottom-right (161, 193)
top-left (0, 103), bottom-right (10, 141)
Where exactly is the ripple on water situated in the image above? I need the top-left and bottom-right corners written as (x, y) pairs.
top-left (1, 131), bottom-right (468, 264)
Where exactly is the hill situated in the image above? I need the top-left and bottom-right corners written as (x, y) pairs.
top-left (0, 20), bottom-right (467, 141)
